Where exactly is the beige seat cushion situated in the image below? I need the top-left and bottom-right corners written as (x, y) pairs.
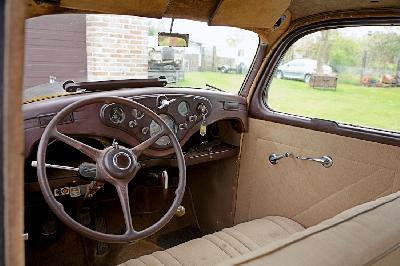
top-left (221, 191), bottom-right (400, 266)
top-left (119, 216), bottom-right (304, 266)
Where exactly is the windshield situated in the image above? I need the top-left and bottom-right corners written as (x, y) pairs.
top-left (23, 14), bottom-right (259, 101)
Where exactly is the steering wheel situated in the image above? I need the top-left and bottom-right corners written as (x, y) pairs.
top-left (36, 96), bottom-right (186, 243)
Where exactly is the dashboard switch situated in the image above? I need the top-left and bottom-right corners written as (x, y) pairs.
top-left (157, 95), bottom-right (176, 109)
top-left (223, 101), bottom-right (239, 111)
top-left (179, 123), bottom-right (188, 130)
top-left (141, 127), bottom-right (149, 135)
top-left (188, 115), bottom-right (197, 122)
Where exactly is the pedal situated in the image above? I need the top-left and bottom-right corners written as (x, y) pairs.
top-left (41, 211), bottom-right (58, 236)
top-left (160, 170), bottom-right (169, 198)
top-left (95, 217), bottom-right (110, 256)
top-left (76, 206), bottom-right (91, 226)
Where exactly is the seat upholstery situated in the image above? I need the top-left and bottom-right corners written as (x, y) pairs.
top-left (122, 191), bottom-right (400, 266)
top-left (222, 191), bottom-right (400, 266)
top-left (120, 216), bottom-right (304, 266)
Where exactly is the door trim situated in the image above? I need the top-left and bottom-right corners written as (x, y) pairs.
top-left (3, 0), bottom-right (26, 265)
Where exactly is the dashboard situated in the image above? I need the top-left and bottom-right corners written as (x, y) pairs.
top-left (23, 87), bottom-right (248, 158)
top-left (100, 94), bottom-right (212, 149)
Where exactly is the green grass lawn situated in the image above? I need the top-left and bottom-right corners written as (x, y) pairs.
top-left (172, 71), bottom-right (400, 132)
top-left (269, 79), bottom-right (400, 132)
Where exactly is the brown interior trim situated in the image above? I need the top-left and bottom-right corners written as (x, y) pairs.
top-left (4, 0), bottom-right (25, 264)
top-left (239, 43), bottom-right (267, 98)
top-left (207, 0), bottom-right (224, 25)
top-left (0, 0), bottom-right (5, 262)
top-left (249, 15), bottom-right (400, 147)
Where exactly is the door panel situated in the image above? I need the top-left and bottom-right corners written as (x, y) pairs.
top-left (235, 118), bottom-right (400, 227)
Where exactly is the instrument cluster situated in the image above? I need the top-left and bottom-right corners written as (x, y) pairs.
top-left (100, 94), bottom-right (212, 149)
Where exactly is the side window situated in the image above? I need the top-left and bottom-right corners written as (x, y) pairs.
top-left (267, 26), bottom-right (400, 132)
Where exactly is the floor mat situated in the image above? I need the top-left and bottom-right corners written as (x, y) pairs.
top-left (156, 225), bottom-right (204, 249)
top-left (93, 240), bottom-right (163, 266)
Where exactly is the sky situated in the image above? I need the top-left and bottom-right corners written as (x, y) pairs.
top-left (339, 25), bottom-right (400, 38)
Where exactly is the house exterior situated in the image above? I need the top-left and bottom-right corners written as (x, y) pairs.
top-left (184, 41), bottom-right (202, 71)
top-left (24, 14), bottom-right (149, 89)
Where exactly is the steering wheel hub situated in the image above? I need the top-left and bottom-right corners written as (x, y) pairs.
top-left (103, 146), bottom-right (137, 179)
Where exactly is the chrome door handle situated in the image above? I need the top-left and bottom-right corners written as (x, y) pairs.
top-left (269, 152), bottom-right (290, 165)
top-left (296, 155), bottom-right (333, 168)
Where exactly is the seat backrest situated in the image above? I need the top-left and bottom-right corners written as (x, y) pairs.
top-left (221, 191), bottom-right (400, 266)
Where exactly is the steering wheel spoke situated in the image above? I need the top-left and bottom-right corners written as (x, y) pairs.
top-left (51, 128), bottom-right (101, 161)
top-left (131, 127), bottom-right (166, 157)
top-left (115, 183), bottom-right (135, 234)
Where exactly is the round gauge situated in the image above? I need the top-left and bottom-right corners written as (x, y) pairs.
top-left (132, 108), bottom-right (144, 120)
top-left (109, 106), bottom-right (125, 124)
top-left (178, 101), bottom-right (190, 117)
top-left (149, 114), bottom-right (177, 146)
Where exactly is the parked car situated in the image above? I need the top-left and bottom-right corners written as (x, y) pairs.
top-left (276, 58), bottom-right (333, 83)
top-left (217, 62), bottom-right (247, 74)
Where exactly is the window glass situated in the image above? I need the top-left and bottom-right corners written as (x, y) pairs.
top-left (267, 26), bottom-right (400, 132)
top-left (23, 14), bottom-right (259, 101)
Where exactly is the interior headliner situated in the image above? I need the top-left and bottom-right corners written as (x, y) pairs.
top-left (26, 0), bottom-right (400, 30)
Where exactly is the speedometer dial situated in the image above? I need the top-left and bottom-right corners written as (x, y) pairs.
top-left (149, 114), bottom-right (177, 146)
top-left (109, 106), bottom-right (125, 124)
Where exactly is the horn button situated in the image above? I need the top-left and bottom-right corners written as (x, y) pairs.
top-left (103, 147), bottom-right (136, 179)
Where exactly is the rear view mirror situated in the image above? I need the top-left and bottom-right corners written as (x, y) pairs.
top-left (158, 32), bottom-right (189, 47)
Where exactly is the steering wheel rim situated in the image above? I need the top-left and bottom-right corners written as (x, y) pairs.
top-left (36, 96), bottom-right (186, 243)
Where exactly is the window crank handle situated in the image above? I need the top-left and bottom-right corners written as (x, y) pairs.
top-left (296, 155), bottom-right (333, 168)
top-left (269, 152), bottom-right (290, 165)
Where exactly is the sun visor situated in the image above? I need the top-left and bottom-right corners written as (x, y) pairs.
top-left (210, 0), bottom-right (291, 29)
top-left (59, 0), bottom-right (169, 18)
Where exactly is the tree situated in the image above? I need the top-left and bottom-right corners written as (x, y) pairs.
top-left (366, 31), bottom-right (400, 71)
top-left (282, 31), bottom-right (320, 63)
top-left (329, 35), bottom-right (362, 69)
top-left (316, 30), bottom-right (330, 73)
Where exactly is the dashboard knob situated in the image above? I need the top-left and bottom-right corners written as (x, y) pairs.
top-left (129, 120), bottom-right (138, 128)
top-left (197, 103), bottom-right (208, 115)
top-left (141, 127), bottom-right (149, 135)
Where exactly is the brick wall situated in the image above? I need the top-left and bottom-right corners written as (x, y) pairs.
top-left (86, 15), bottom-right (149, 81)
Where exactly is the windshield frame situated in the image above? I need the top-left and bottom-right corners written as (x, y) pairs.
top-left (238, 40), bottom-right (264, 97)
